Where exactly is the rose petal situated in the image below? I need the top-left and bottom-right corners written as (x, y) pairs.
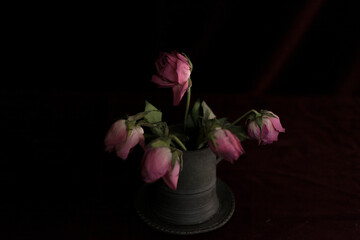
top-left (269, 116), bottom-right (285, 133)
top-left (141, 147), bottom-right (172, 183)
top-left (176, 60), bottom-right (191, 84)
top-left (162, 160), bottom-right (180, 190)
top-left (115, 129), bottom-right (141, 160)
top-left (134, 126), bottom-right (145, 149)
top-left (160, 62), bottom-right (178, 83)
top-left (213, 129), bottom-right (244, 163)
top-left (247, 121), bottom-right (261, 144)
top-left (175, 51), bottom-right (188, 62)
top-left (151, 75), bottom-right (176, 88)
top-left (104, 119), bottom-right (127, 152)
top-left (261, 119), bottom-right (279, 144)
top-left (165, 52), bottom-right (178, 66)
top-left (172, 81), bottom-right (189, 106)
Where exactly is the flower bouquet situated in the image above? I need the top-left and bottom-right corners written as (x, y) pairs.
top-left (105, 51), bottom-right (285, 190)
top-left (104, 51), bottom-right (285, 233)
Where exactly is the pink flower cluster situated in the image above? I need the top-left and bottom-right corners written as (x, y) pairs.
top-left (104, 51), bottom-right (285, 191)
top-left (104, 112), bottom-right (285, 190)
top-left (104, 122), bottom-right (180, 190)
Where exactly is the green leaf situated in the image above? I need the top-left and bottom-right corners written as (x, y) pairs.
top-left (217, 117), bottom-right (228, 127)
top-left (145, 100), bottom-right (158, 111)
top-left (184, 99), bottom-right (201, 135)
top-left (149, 138), bottom-right (170, 149)
top-left (185, 114), bottom-right (195, 130)
top-left (225, 125), bottom-right (250, 142)
top-left (247, 113), bottom-right (256, 122)
top-left (169, 124), bottom-right (188, 143)
top-left (170, 134), bottom-right (187, 151)
top-left (127, 112), bottom-right (144, 121)
top-left (125, 120), bottom-right (136, 139)
top-left (196, 138), bottom-right (208, 150)
top-left (171, 149), bottom-right (183, 171)
top-left (209, 134), bottom-right (218, 153)
top-left (261, 110), bottom-right (277, 119)
top-left (150, 126), bottom-right (164, 137)
top-left (181, 52), bottom-right (193, 72)
top-left (195, 127), bottom-right (207, 149)
top-left (204, 119), bottom-right (221, 131)
top-left (255, 116), bottom-right (263, 129)
top-left (150, 122), bottom-right (168, 137)
top-left (201, 101), bottom-right (216, 121)
top-left (144, 101), bottom-right (162, 123)
top-left (255, 116), bottom-right (263, 141)
top-left (191, 99), bottom-right (201, 125)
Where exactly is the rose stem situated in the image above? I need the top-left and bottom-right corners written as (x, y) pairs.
top-left (183, 86), bottom-right (191, 131)
top-left (232, 109), bottom-right (260, 125)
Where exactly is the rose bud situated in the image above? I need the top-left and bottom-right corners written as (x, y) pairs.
top-left (247, 111), bottom-right (285, 145)
top-left (104, 119), bottom-right (145, 160)
top-left (209, 128), bottom-right (245, 163)
top-left (151, 51), bottom-right (191, 106)
top-left (141, 146), bottom-right (180, 190)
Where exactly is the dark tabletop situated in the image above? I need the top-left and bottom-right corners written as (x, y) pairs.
top-left (2, 90), bottom-right (360, 240)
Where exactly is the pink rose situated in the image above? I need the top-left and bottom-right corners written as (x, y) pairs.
top-left (151, 51), bottom-right (191, 106)
top-left (209, 128), bottom-right (245, 163)
top-left (247, 111), bottom-right (285, 145)
top-left (141, 147), bottom-right (180, 190)
top-left (104, 120), bottom-right (145, 160)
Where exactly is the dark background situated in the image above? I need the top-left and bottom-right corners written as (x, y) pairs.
top-left (2, 0), bottom-right (360, 239)
top-left (6, 0), bottom-right (359, 95)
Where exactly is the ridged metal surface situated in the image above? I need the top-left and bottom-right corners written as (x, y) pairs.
top-left (134, 179), bottom-right (235, 235)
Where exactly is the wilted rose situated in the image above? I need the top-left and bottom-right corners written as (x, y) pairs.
top-left (151, 51), bottom-right (191, 106)
top-left (104, 120), bottom-right (145, 160)
top-left (247, 111), bottom-right (285, 145)
top-left (209, 128), bottom-right (245, 163)
top-left (141, 147), bottom-right (180, 190)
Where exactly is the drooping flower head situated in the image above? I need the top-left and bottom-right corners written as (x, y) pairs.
top-left (208, 128), bottom-right (245, 163)
top-left (151, 51), bottom-right (192, 106)
top-left (104, 119), bottom-right (145, 160)
top-left (141, 139), bottom-right (182, 190)
top-left (247, 110), bottom-right (285, 145)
